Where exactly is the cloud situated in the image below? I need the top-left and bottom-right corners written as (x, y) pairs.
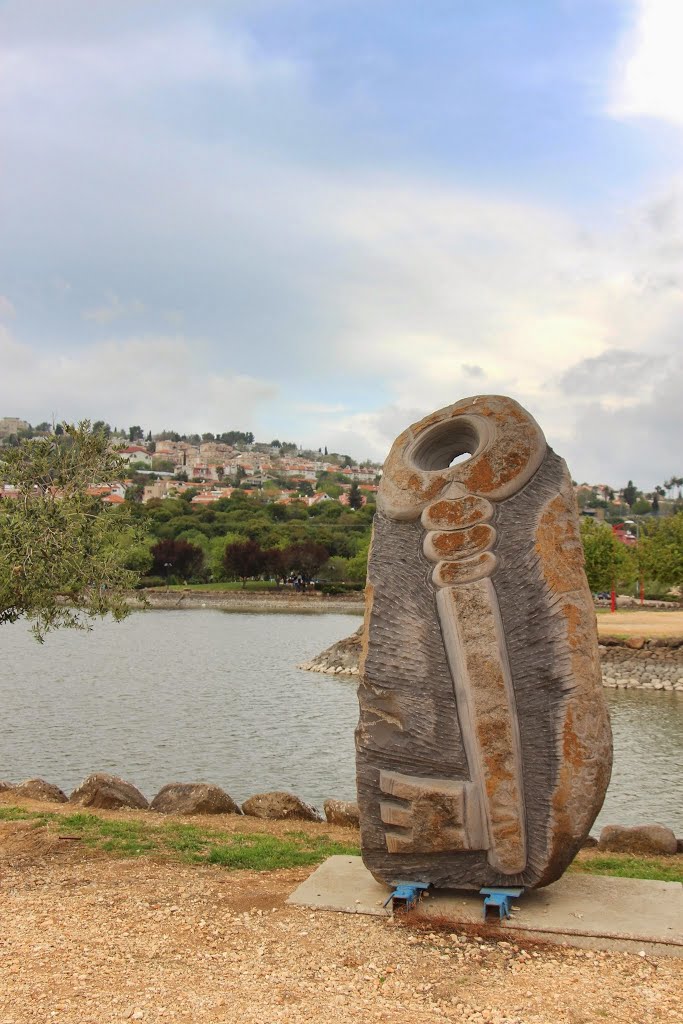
top-left (0, 296), bottom-right (16, 318)
top-left (0, 330), bottom-right (278, 433)
top-left (83, 293), bottom-right (146, 324)
top-left (608, 0), bottom-right (683, 125)
top-left (1, 1), bottom-right (682, 491)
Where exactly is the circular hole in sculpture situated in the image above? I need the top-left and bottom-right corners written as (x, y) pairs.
top-left (409, 418), bottom-right (482, 472)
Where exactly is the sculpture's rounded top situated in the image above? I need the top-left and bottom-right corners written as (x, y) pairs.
top-left (377, 395), bottom-right (547, 521)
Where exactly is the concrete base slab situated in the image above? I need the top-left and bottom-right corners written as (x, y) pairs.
top-left (287, 856), bottom-right (683, 957)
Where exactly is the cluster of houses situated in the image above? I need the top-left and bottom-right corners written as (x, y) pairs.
top-left (120, 438), bottom-right (377, 484)
top-left (115, 438), bottom-right (379, 506)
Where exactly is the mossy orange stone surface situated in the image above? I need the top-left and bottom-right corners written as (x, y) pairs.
top-left (356, 395), bottom-right (612, 890)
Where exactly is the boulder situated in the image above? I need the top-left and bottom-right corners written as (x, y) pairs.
top-left (241, 791), bottom-right (323, 822)
top-left (0, 780), bottom-right (15, 793)
top-left (150, 783), bottom-right (241, 816)
top-left (13, 778), bottom-right (68, 803)
top-left (69, 773), bottom-right (148, 810)
top-left (323, 799), bottom-right (360, 827)
top-left (598, 824), bottom-right (678, 856)
top-left (625, 636), bottom-right (646, 650)
top-left (581, 835), bottom-right (598, 849)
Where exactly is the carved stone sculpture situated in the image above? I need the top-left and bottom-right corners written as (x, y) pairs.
top-left (356, 395), bottom-right (612, 890)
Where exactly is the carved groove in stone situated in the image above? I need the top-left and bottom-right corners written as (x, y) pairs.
top-left (379, 770), bottom-right (488, 854)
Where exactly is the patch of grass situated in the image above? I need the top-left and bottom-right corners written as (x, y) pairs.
top-left (571, 853), bottom-right (683, 884)
top-left (205, 832), bottom-right (359, 870)
top-left (0, 806), bottom-right (34, 821)
top-left (58, 813), bottom-right (157, 856)
top-left (0, 806), bottom-right (359, 869)
top-left (0, 806), bottom-right (55, 826)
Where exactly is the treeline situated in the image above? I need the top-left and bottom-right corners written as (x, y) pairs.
top-left (121, 489), bottom-right (373, 589)
top-left (580, 516), bottom-right (683, 599)
top-left (120, 488), bottom-right (683, 598)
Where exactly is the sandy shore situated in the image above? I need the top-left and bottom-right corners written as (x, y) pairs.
top-left (597, 609), bottom-right (683, 638)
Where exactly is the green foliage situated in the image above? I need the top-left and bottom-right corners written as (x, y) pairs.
top-left (579, 518), bottom-right (636, 592)
top-left (0, 423), bottom-right (142, 639)
top-left (348, 481), bottom-right (363, 510)
top-left (622, 480), bottom-right (638, 509)
top-left (631, 498), bottom-right (651, 516)
top-left (640, 512), bottom-right (683, 590)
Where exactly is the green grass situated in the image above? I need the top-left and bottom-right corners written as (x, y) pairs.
top-left (0, 806), bottom-right (358, 868)
top-left (570, 853), bottom-right (683, 884)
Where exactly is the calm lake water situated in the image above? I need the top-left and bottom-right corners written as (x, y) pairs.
top-left (1, 610), bottom-right (681, 833)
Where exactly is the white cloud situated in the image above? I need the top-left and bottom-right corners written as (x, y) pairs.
top-left (608, 0), bottom-right (683, 125)
top-left (82, 293), bottom-right (146, 324)
top-left (0, 296), bottom-right (16, 318)
top-left (0, 331), bottom-right (278, 433)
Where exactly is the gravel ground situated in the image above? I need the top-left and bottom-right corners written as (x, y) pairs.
top-left (1, 834), bottom-right (682, 1024)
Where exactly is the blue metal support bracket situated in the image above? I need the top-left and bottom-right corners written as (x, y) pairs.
top-left (383, 882), bottom-right (430, 912)
top-left (479, 887), bottom-right (524, 921)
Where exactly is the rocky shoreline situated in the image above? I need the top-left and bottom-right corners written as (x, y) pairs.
top-left (299, 628), bottom-right (683, 692)
top-left (2, 774), bottom-right (681, 853)
top-left (126, 589), bottom-right (365, 614)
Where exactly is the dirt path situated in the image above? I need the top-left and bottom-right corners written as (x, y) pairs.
top-left (597, 609), bottom-right (683, 638)
top-left (1, 804), bottom-right (682, 1024)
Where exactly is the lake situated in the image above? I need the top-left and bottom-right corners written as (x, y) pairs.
top-left (1, 610), bottom-right (681, 834)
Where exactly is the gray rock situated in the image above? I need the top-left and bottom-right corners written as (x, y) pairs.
top-left (241, 791), bottom-right (323, 822)
top-left (69, 773), bottom-right (148, 810)
top-left (150, 783), bottom-right (241, 816)
top-left (13, 778), bottom-right (68, 803)
top-left (598, 824), bottom-right (678, 856)
top-left (323, 799), bottom-right (360, 827)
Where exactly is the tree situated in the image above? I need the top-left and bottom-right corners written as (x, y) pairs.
top-left (0, 423), bottom-right (142, 639)
top-left (640, 513), bottom-right (683, 592)
top-left (92, 420), bottom-right (111, 439)
top-left (285, 541), bottom-right (329, 587)
top-left (348, 481), bottom-right (363, 510)
top-left (128, 425), bottom-right (144, 442)
top-left (622, 480), bottom-right (638, 510)
top-left (150, 538), bottom-right (205, 581)
top-left (579, 519), bottom-right (636, 593)
top-left (652, 494), bottom-right (660, 514)
top-left (223, 540), bottom-right (266, 587)
top-left (631, 498), bottom-right (651, 516)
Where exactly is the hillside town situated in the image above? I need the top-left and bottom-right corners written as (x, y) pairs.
top-left (1, 415), bottom-right (681, 522)
top-left (0, 417), bottom-right (381, 510)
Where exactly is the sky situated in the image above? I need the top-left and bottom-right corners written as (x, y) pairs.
top-left (1, 0), bottom-right (682, 488)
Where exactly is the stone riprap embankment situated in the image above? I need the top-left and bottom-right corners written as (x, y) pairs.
top-left (600, 637), bottom-right (683, 691)
top-left (297, 626), bottom-right (364, 676)
top-left (300, 628), bottom-right (683, 691)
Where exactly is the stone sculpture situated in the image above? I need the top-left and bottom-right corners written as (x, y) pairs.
top-left (356, 395), bottom-right (612, 890)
